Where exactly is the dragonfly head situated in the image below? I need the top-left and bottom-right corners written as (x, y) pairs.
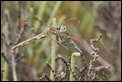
top-left (58, 25), bottom-right (66, 32)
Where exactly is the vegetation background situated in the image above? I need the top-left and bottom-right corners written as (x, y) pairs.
top-left (1, 1), bottom-right (121, 81)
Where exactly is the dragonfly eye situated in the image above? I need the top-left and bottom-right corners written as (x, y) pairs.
top-left (59, 25), bottom-right (66, 32)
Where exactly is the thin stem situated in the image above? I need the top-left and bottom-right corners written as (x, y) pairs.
top-left (50, 18), bottom-right (58, 81)
top-left (11, 50), bottom-right (17, 81)
top-left (69, 52), bottom-right (80, 81)
top-left (46, 1), bottom-right (62, 27)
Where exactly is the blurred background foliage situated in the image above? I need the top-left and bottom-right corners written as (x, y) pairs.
top-left (1, 1), bottom-right (121, 81)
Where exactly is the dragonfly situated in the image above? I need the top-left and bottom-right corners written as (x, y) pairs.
top-left (12, 18), bottom-right (87, 62)
top-left (12, 18), bottom-right (78, 50)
